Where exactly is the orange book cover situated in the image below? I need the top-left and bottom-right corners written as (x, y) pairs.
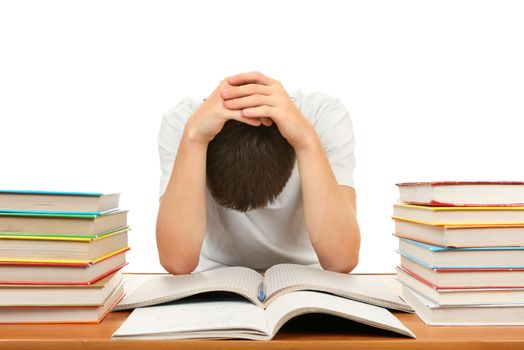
top-left (0, 248), bottom-right (129, 285)
top-left (0, 287), bottom-right (125, 324)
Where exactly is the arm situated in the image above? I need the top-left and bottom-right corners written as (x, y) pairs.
top-left (156, 132), bottom-right (208, 275)
top-left (294, 132), bottom-right (360, 273)
top-left (222, 72), bottom-right (361, 273)
top-left (156, 80), bottom-right (266, 275)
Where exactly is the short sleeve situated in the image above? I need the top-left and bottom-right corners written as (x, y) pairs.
top-left (157, 97), bottom-right (199, 197)
top-left (301, 92), bottom-right (356, 188)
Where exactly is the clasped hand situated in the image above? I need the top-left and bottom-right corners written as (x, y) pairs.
top-left (186, 71), bottom-right (315, 150)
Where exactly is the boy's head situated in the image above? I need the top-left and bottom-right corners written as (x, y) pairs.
top-left (206, 120), bottom-right (296, 212)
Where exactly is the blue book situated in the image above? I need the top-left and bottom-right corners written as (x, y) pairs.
top-left (397, 238), bottom-right (524, 269)
top-left (0, 190), bottom-right (120, 216)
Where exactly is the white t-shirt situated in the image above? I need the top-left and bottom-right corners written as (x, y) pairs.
top-left (158, 90), bottom-right (356, 272)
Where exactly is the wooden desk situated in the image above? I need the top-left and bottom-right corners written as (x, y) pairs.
top-left (1, 274), bottom-right (523, 350)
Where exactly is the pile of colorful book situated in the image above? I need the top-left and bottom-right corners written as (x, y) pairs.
top-left (0, 190), bottom-right (129, 323)
top-left (392, 181), bottom-right (524, 325)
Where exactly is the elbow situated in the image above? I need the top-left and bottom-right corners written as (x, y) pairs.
top-left (341, 254), bottom-right (359, 274)
top-left (156, 220), bottom-right (202, 275)
top-left (321, 253), bottom-right (359, 274)
top-left (159, 255), bottom-right (199, 275)
top-left (318, 230), bottom-right (361, 274)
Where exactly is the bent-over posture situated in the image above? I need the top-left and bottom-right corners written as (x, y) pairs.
top-left (156, 72), bottom-right (360, 274)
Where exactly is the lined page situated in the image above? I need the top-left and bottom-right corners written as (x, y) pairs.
top-left (115, 267), bottom-right (263, 310)
top-left (113, 298), bottom-right (268, 339)
top-left (265, 264), bottom-right (315, 297)
top-left (264, 264), bottom-right (412, 312)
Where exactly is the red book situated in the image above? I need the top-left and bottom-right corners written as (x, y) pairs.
top-left (399, 255), bottom-right (524, 289)
top-left (396, 266), bottom-right (524, 306)
top-left (396, 181), bottom-right (524, 206)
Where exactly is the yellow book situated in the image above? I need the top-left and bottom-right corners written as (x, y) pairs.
top-left (393, 203), bottom-right (524, 225)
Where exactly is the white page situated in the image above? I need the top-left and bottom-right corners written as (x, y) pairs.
top-left (115, 267), bottom-right (263, 310)
top-left (113, 298), bottom-right (268, 339)
top-left (121, 274), bottom-right (154, 298)
top-left (264, 264), bottom-right (411, 311)
top-left (265, 291), bottom-right (415, 338)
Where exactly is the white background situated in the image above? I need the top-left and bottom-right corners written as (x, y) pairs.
top-left (1, 0), bottom-right (523, 273)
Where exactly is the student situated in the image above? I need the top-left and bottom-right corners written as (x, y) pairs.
top-left (156, 71), bottom-right (360, 274)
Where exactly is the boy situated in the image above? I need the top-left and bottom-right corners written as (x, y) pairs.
top-left (157, 72), bottom-right (360, 274)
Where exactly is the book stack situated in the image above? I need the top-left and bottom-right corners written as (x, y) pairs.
top-left (392, 181), bottom-right (524, 325)
top-left (0, 190), bottom-right (129, 323)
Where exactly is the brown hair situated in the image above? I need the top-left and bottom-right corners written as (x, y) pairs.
top-left (206, 120), bottom-right (296, 212)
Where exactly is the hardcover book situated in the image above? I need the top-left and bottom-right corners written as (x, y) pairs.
top-left (0, 271), bottom-right (122, 306)
top-left (0, 282), bottom-right (124, 323)
top-left (0, 190), bottom-right (120, 215)
top-left (393, 217), bottom-right (524, 247)
top-left (0, 210), bottom-right (128, 238)
top-left (399, 255), bottom-right (524, 288)
top-left (396, 181), bottom-right (524, 206)
top-left (396, 266), bottom-right (524, 305)
top-left (0, 229), bottom-right (128, 262)
top-left (401, 286), bottom-right (524, 326)
top-left (0, 248), bottom-right (128, 284)
top-left (393, 203), bottom-right (524, 225)
top-left (397, 238), bottom-right (524, 269)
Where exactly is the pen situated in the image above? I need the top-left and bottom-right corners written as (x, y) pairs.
top-left (257, 282), bottom-right (266, 302)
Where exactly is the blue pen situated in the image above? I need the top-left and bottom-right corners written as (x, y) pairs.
top-left (257, 282), bottom-right (266, 302)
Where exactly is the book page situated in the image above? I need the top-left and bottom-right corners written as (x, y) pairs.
top-left (115, 266), bottom-right (263, 310)
top-left (113, 297), bottom-right (269, 339)
top-left (265, 264), bottom-right (315, 295)
top-left (264, 264), bottom-right (412, 312)
top-left (265, 291), bottom-right (415, 338)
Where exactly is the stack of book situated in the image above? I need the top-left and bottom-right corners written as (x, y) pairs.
top-left (392, 181), bottom-right (524, 325)
top-left (0, 190), bottom-right (129, 323)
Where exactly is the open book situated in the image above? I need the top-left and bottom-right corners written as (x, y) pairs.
top-left (114, 264), bottom-right (413, 312)
top-left (113, 290), bottom-right (415, 340)
top-left (113, 264), bottom-right (415, 339)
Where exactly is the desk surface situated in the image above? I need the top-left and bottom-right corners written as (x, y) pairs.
top-left (0, 274), bottom-right (523, 350)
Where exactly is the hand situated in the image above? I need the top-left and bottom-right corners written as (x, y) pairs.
top-left (184, 79), bottom-right (264, 145)
top-left (220, 71), bottom-right (316, 149)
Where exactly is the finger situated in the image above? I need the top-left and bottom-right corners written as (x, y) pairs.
top-left (220, 84), bottom-right (271, 100)
top-left (260, 117), bottom-right (273, 126)
top-left (224, 94), bottom-right (275, 110)
top-left (242, 106), bottom-right (274, 118)
top-left (234, 115), bottom-right (262, 127)
top-left (218, 78), bottom-right (231, 90)
top-left (226, 111), bottom-right (262, 127)
top-left (228, 71), bottom-right (274, 86)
